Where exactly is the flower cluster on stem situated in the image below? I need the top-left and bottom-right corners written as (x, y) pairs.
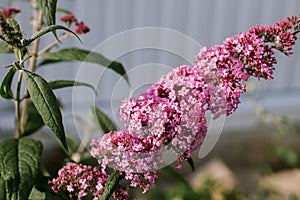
top-left (49, 162), bottom-right (128, 199)
top-left (90, 15), bottom-right (300, 193)
top-left (51, 15), bottom-right (300, 198)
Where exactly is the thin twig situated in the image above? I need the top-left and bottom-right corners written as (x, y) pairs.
top-left (20, 0), bottom-right (43, 135)
top-left (71, 116), bottom-right (94, 162)
top-left (38, 32), bottom-right (70, 56)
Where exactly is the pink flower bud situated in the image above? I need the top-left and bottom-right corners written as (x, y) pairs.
top-left (1, 7), bottom-right (20, 19)
top-left (60, 14), bottom-right (77, 23)
top-left (74, 22), bottom-right (90, 34)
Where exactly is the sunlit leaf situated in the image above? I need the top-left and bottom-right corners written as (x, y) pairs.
top-left (28, 187), bottom-right (46, 200)
top-left (23, 70), bottom-right (68, 150)
top-left (0, 41), bottom-right (13, 54)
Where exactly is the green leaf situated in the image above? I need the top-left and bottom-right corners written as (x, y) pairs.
top-left (48, 80), bottom-right (96, 93)
top-left (0, 41), bottom-right (13, 54)
top-left (30, 176), bottom-right (69, 200)
top-left (27, 25), bottom-right (81, 45)
top-left (41, 48), bottom-right (129, 84)
top-left (100, 171), bottom-right (121, 200)
top-left (24, 102), bottom-right (44, 136)
top-left (90, 105), bottom-right (116, 134)
top-left (38, 0), bottom-right (57, 26)
top-left (0, 67), bottom-right (16, 99)
top-left (80, 154), bottom-right (98, 167)
top-left (0, 177), bottom-right (6, 200)
top-left (275, 146), bottom-right (299, 168)
top-left (0, 138), bottom-right (43, 200)
top-left (38, 0), bottom-right (57, 38)
top-left (43, 191), bottom-right (68, 200)
top-left (23, 70), bottom-right (68, 150)
top-left (65, 136), bottom-right (79, 156)
top-left (187, 157), bottom-right (195, 171)
top-left (163, 166), bottom-right (191, 189)
top-left (56, 7), bottom-right (72, 14)
top-left (28, 187), bottom-right (46, 200)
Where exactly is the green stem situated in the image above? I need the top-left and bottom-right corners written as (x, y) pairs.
top-left (14, 70), bottom-right (23, 138)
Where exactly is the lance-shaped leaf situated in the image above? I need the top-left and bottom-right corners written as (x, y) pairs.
top-left (38, 0), bottom-right (57, 38)
top-left (90, 106), bottom-right (116, 134)
top-left (0, 67), bottom-right (16, 99)
top-left (187, 157), bottom-right (195, 172)
top-left (48, 80), bottom-right (96, 93)
top-left (0, 138), bottom-right (43, 200)
top-left (23, 70), bottom-right (68, 150)
top-left (24, 102), bottom-right (44, 136)
top-left (0, 41), bottom-right (13, 54)
top-left (163, 166), bottom-right (191, 188)
top-left (100, 171), bottom-right (121, 200)
top-left (41, 48), bottom-right (129, 84)
top-left (38, 0), bottom-right (57, 26)
top-left (24, 80), bottom-right (94, 136)
top-left (56, 7), bottom-right (72, 14)
top-left (27, 25), bottom-right (81, 45)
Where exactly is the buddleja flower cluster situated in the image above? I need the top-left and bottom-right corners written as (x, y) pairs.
top-left (51, 15), bottom-right (300, 199)
top-left (50, 162), bottom-right (129, 199)
top-left (91, 15), bottom-right (299, 192)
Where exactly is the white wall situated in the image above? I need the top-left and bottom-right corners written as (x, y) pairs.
top-left (1, 0), bottom-right (300, 133)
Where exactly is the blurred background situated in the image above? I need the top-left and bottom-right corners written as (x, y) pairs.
top-left (1, 0), bottom-right (300, 199)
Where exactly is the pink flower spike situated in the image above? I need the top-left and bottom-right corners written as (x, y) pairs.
top-left (1, 7), bottom-right (21, 19)
top-left (74, 22), bottom-right (90, 34)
